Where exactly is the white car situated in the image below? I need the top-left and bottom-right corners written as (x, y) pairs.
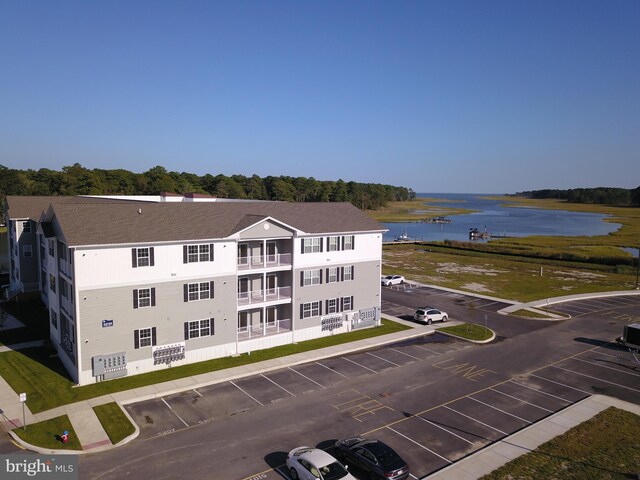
top-left (381, 275), bottom-right (405, 286)
top-left (286, 446), bottom-right (356, 480)
top-left (414, 307), bottom-right (448, 325)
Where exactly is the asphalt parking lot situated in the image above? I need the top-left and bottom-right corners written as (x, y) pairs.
top-left (120, 291), bottom-right (640, 480)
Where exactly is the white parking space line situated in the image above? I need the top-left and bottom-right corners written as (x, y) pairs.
top-left (443, 406), bottom-right (509, 436)
top-left (473, 301), bottom-right (499, 309)
top-left (192, 388), bottom-right (203, 397)
top-left (508, 380), bottom-right (572, 403)
top-left (342, 356), bottom-right (379, 373)
top-left (415, 414), bottom-right (474, 445)
top-left (570, 357), bottom-right (640, 378)
top-left (387, 426), bottom-right (452, 464)
top-left (489, 388), bottom-right (554, 413)
top-left (529, 373), bottom-right (592, 395)
top-left (391, 347), bottom-right (423, 361)
top-left (316, 361), bottom-right (350, 379)
top-left (161, 398), bottom-right (189, 427)
top-left (414, 344), bottom-right (443, 356)
top-left (261, 374), bottom-right (296, 397)
top-left (468, 397), bottom-right (532, 424)
top-left (366, 351), bottom-right (402, 367)
top-left (288, 366), bottom-right (325, 388)
top-left (230, 381), bottom-right (264, 406)
top-left (550, 365), bottom-right (640, 394)
top-left (590, 350), bottom-right (620, 359)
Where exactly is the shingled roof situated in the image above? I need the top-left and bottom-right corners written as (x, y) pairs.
top-left (5, 195), bottom-right (145, 221)
top-left (44, 199), bottom-right (385, 246)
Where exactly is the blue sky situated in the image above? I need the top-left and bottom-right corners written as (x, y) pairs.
top-left (1, 0), bottom-right (638, 194)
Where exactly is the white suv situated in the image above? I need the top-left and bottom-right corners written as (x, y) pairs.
top-left (414, 307), bottom-right (448, 325)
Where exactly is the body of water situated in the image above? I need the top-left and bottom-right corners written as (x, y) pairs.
top-left (383, 193), bottom-right (621, 243)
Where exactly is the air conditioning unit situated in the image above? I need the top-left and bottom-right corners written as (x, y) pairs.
top-left (622, 323), bottom-right (640, 350)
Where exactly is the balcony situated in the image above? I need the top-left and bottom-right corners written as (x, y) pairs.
top-left (238, 318), bottom-right (292, 340)
top-left (237, 253), bottom-right (292, 271)
top-left (237, 286), bottom-right (291, 306)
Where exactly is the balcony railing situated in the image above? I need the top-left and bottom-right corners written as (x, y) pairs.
top-left (238, 318), bottom-right (292, 340)
top-left (237, 286), bottom-right (291, 306)
top-left (237, 253), bottom-right (292, 270)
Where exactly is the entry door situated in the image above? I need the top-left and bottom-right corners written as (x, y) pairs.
top-left (266, 306), bottom-right (277, 327)
top-left (238, 244), bottom-right (248, 266)
top-left (266, 241), bottom-right (277, 263)
top-left (266, 274), bottom-right (277, 296)
top-left (238, 277), bottom-right (249, 300)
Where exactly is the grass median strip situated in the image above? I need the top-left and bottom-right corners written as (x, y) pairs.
top-left (93, 402), bottom-right (136, 445)
top-left (480, 407), bottom-right (640, 480)
top-left (0, 318), bottom-right (410, 414)
top-left (437, 323), bottom-right (493, 341)
top-left (12, 415), bottom-right (82, 451)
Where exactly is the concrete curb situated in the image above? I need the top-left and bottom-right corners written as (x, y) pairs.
top-left (436, 326), bottom-right (496, 344)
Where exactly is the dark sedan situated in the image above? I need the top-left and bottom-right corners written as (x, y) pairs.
top-left (334, 437), bottom-right (409, 480)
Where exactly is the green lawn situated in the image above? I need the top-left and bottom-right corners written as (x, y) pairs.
top-left (0, 318), bottom-right (410, 413)
top-left (12, 415), bottom-right (82, 451)
top-left (93, 402), bottom-right (136, 444)
top-left (481, 407), bottom-right (640, 480)
top-left (438, 323), bottom-right (493, 341)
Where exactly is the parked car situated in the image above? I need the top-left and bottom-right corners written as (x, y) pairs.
top-left (414, 307), bottom-right (448, 324)
top-left (335, 437), bottom-right (409, 480)
top-left (286, 446), bottom-right (356, 480)
top-left (381, 275), bottom-right (405, 286)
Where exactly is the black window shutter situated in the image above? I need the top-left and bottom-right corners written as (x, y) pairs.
top-left (209, 281), bottom-right (215, 298)
top-left (351, 296), bottom-right (354, 309)
top-left (320, 238), bottom-right (323, 252)
top-left (319, 301), bottom-right (323, 316)
top-left (151, 327), bottom-right (157, 346)
top-left (150, 288), bottom-right (156, 307)
top-left (325, 299), bottom-right (329, 312)
top-left (183, 246), bottom-right (188, 263)
top-left (341, 236), bottom-right (345, 250)
top-left (340, 297), bottom-right (344, 312)
top-left (209, 244), bottom-right (214, 261)
top-left (183, 284), bottom-right (189, 302)
top-left (300, 304), bottom-right (304, 319)
top-left (326, 237), bottom-right (330, 250)
top-left (319, 269), bottom-right (323, 284)
top-left (133, 289), bottom-right (138, 309)
top-left (134, 330), bottom-right (140, 349)
top-left (149, 247), bottom-right (155, 266)
top-left (301, 239), bottom-right (305, 254)
top-left (326, 268), bottom-right (329, 282)
top-left (340, 267), bottom-right (344, 282)
top-left (184, 322), bottom-right (190, 340)
top-left (351, 235), bottom-right (355, 249)
top-left (351, 265), bottom-right (355, 280)
top-left (300, 271), bottom-right (304, 287)
top-left (131, 249), bottom-right (137, 268)
top-left (210, 318), bottom-right (215, 335)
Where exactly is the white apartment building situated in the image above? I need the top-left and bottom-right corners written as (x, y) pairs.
top-left (4, 195), bottom-right (386, 385)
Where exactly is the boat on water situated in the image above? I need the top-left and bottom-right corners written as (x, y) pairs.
top-left (469, 227), bottom-right (491, 240)
top-left (394, 229), bottom-right (411, 242)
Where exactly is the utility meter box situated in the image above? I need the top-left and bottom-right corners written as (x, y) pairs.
top-left (622, 323), bottom-right (640, 350)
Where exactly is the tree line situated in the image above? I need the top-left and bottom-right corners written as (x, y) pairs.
top-left (516, 187), bottom-right (640, 206)
top-left (0, 163), bottom-right (412, 210)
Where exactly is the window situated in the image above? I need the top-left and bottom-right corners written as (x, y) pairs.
top-left (133, 288), bottom-right (156, 308)
top-left (134, 327), bottom-right (156, 349)
top-left (302, 237), bottom-right (322, 254)
top-left (131, 247), bottom-right (155, 268)
top-left (326, 298), bottom-right (339, 314)
top-left (49, 240), bottom-right (55, 257)
top-left (50, 310), bottom-right (58, 329)
top-left (22, 221), bottom-right (31, 233)
top-left (183, 244), bottom-right (214, 263)
top-left (23, 245), bottom-right (32, 257)
top-left (342, 265), bottom-right (355, 281)
top-left (342, 296), bottom-right (354, 311)
top-left (49, 274), bottom-right (56, 293)
top-left (184, 318), bottom-right (213, 339)
top-left (302, 269), bottom-right (321, 286)
top-left (184, 282), bottom-right (214, 302)
top-left (327, 236), bottom-right (340, 252)
top-left (327, 267), bottom-right (339, 283)
top-left (342, 235), bottom-right (354, 250)
top-left (301, 301), bottom-right (321, 319)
